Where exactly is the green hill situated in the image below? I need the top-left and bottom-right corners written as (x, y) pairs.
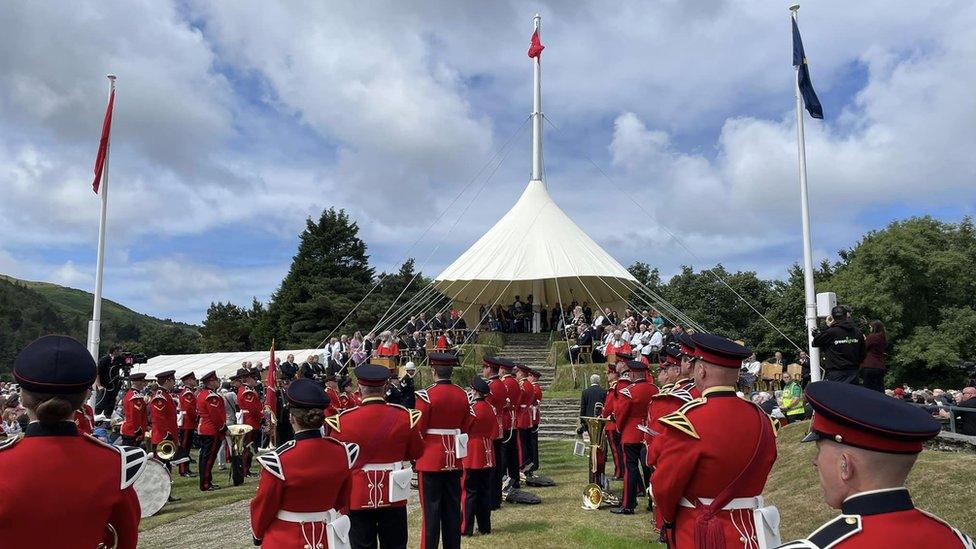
top-left (0, 275), bottom-right (200, 376)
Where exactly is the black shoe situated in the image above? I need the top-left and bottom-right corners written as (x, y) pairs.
top-left (610, 508), bottom-right (634, 515)
top-left (181, 472), bottom-right (198, 478)
top-left (168, 496), bottom-right (181, 502)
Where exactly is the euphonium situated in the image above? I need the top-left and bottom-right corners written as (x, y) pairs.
top-left (226, 424), bottom-right (253, 457)
top-left (155, 439), bottom-right (178, 461)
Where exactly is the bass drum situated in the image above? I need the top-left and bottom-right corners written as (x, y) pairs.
top-left (134, 458), bottom-right (172, 517)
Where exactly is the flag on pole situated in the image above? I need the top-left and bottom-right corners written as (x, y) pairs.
top-left (792, 18), bottom-right (823, 119)
top-left (266, 340), bottom-right (277, 419)
top-left (92, 87), bottom-right (116, 193)
top-left (527, 29), bottom-right (545, 59)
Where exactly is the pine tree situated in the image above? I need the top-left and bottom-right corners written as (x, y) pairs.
top-left (270, 208), bottom-right (374, 346)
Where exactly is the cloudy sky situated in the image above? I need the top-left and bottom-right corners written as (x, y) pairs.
top-left (1, 1), bottom-right (973, 324)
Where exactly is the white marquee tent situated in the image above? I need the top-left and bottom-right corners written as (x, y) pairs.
top-left (433, 179), bottom-right (637, 325)
top-left (133, 348), bottom-right (323, 380)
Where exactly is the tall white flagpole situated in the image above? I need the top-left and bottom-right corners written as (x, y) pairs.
top-left (88, 74), bottom-right (116, 362)
top-left (790, 5), bottom-right (821, 382)
top-left (531, 13), bottom-right (543, 185)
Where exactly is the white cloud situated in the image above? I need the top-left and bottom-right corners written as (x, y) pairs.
top-left (1, 0), bottom-right (974, 322)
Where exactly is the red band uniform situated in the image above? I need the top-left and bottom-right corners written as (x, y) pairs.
top-left (485, 360), bottom-right (509, 510)
top-left (75, 401), bottom-right (96, 436)
top-left (651, 334), bottom-right (777, 549)
top-left (329, 364), bottom-right (425, 549)
top-left (461, 376), bottom-right (497, 536)
top-left (415, 353), bottom-right (474, 549)
top-left (0, 335), bottom-right (147, 549)
top-left (500, 362), bottom-right (522, 490)
top-left (528, 372), bottom-right (543, 474)
top-left (515, 365), bottom-right (536, 471)
top-left (236, 368), bottom-right (263, 477)
top-left (196, 370), bottom-right (227, 491)
top-left (612, 360), bottom-right (659, 514)
top-left (120, 372), bottom-right (149, 446)
top-left (149, 370), bottom-right (180, 464)
top-left (250, 379), bottom-right (358, 549)
top-left (779, 381), bottom-right (974, 548)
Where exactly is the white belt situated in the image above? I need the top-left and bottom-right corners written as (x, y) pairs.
top-left (426, 428), bottom-right (460, 435)
top-left (361, 461), bottom-right (403, 472)
top-left (519, 405), bottom-right (528, 408)
top-left (276, 508), bottom-right (338, 522)
top-left (679, 496), bottom-right (764, 510)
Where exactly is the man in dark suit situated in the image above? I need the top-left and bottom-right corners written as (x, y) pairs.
top-left (579, 374), bottom-right (607, 432)
top-left (95, 345), bottom-right (124, 416)
top-left (570, 324), bottom-right (595, 363)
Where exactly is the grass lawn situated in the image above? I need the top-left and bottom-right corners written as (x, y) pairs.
top-left (140, 452), bottom-right (257, 531)
top-left (141, 423), bottom-right (976, 546)
top-left (405, 439), bottom-right (661, 549)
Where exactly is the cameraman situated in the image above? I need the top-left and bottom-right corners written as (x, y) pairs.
top-left (95, 345), bottom-right (124, 415)
top-left (812, 305), bottom-right (866, 384)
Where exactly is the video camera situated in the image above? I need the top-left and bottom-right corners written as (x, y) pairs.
top-left (118, 352), bottom-right (147, 375)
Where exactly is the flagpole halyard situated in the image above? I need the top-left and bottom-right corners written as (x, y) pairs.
top-left (790, 6), bottom-right (823, 382)
top-left (88, 74), bottom-right (116, 363)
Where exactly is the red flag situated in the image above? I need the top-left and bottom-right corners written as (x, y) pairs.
top-left (92, 87), bottom-right (115, 194)
top-left (527, 30), bottom-right (545, 59)
top-left (266, 340), bottom-right (277, 420)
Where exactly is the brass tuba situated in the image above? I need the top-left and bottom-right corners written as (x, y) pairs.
top-left (227, 424), bottom-right (254, 486)
top-left (579, 413), bottom-right (619, 509)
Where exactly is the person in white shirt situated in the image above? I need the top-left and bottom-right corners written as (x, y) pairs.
top-left (740, 354), bottom-right (762, 392)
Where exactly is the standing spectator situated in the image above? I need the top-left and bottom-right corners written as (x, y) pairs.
top-left (956, 387), bottom-right (976, 436)
top-left (95, 345), bottom-right (124, 416)
top-left (812, 305), bottom-right (866, 384)
top-left (578, 374), bottom-right (607, 434)
top-left (860, 320), bottom-right (887, 392)
top-left (798, 350), bottom-right (811, 387)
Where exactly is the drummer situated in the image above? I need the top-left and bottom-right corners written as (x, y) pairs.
top-left (0, 335), bottom-right (147, 548)
top-left (250, 378), bottom-right (360, 548)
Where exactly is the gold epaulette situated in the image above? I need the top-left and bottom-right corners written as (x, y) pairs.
top-left (324, 414), bottom-right (341, 433)
top-left (387, 403), bottom-right (423, 428)
top-left (658, 397), bottom-right (706, 440)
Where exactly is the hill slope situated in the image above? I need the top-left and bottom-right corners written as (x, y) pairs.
top-left (0, 275), bottom-right (200, 375)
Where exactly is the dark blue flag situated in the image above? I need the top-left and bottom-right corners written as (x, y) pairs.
top-left (792, 17), bottom-right (823, 119)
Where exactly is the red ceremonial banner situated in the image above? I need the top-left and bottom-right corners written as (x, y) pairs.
top-left (92, 88), bottom-right (115, 194)
top-left (528, 30), bottom-right (545, 59)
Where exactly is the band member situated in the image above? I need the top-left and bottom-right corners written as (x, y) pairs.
top-left (527, 368), bottom-right (543, 475)
top-left (462, 376), bottom-right (496, 536)
top-left (338, 377), bottom-right (360, 409)
top-left (238, 368), bottom-right (263, 477)
top-left (0, 335), bottom-right (146, 548)
top-left (120, 373), bottom-right (149, 446)
top-left (778, 381), bottom-right (973, 548)
top-left (197, 370), bottom-right (227, 492)
top-left (645, 345), bottom-right (687, 530)
top-left (75, 386), bottom-right (96, 436)
top-left (150, 370), bottom-right (180, 463)
top-left (178, 371), bottom-right (199, 476)
top-left (484, 358), bottom-right (508, 510)
top-left (611, 360), bottom-right (658, 514)
top-left (249, 378), bottom-right (359, 549)
top-left (499, 358), bottom-right (521, 492)
top-left (652, 334), bottom-right (776, 548)
top-left (515, 365), bottom-right (535, 472)
top-left (602, 352), bottom-right (632, 480)
top-left (329, 363), bottom-right (425, 549)
top-left (415, 352), bottom-right (474, 549)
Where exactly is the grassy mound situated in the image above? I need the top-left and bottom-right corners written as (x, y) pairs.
top-left (549, 363), bottom-right (608, 392)
top-left (766, 421), bottom-right (976, 539)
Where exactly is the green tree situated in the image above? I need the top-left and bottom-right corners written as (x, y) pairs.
top-left (199, 301), bottom-right (252, 352)
top-left (269, 208), bottom-right (374, 346)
